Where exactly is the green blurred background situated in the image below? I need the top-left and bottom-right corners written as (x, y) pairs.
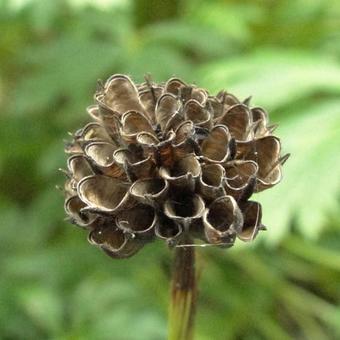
top-left (1, 0), bottom-right (340, 339)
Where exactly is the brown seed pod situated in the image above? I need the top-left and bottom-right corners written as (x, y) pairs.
top-left (62, 74), bottom-right (287, 258)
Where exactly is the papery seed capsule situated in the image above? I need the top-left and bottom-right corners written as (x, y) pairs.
top-left (62, 74), bottom-right (287, 258)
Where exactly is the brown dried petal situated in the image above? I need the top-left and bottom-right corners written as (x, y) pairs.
top-left (85, 105), bottom-right (121, 139)
top-left (136, 131), bottom-right (159, 148)
top-left (238, 201), bottom-right (262, 241)
top-left (207, 96), bottom-right (223, 120)
top-left (64, 178), bottom-right (77, 198)
top-left (236, 136), bottom-right (281, 191)
top-left (218, 104), bottom-right (251, 141)
top-left (172, 120), bottom-right (195, 160)
top-left (190, 87), bottom-right (208, 105)
top-left (139, 86), bottom-right (163, 123)
top-left (77, 175), bottom-right (132, 213)
top-left (67, 154), bottom-right (94, 183)
top-left (113, 148), bottom-right (155, 179)
top-left (86, 105), bottom-right (101, 121)
top-left (203, 196), bottom-right (243, 245)
top-left (164, 113), bottom-right (185, 133)
top-left (201, 125), bottom-right (230, 164)
top-left (96, 74), bottom-right (145, 115)
top-left (116, 204), bottom-right (156, 239)
top-left (100, 115), bottom-right (121, 139)
top-left (216, 90), bottom-right (240, 106)
top-left (173, 120), bottom-right (195, 145)
top-left (251, 107), bottom-right (269, 138)
top-left (120, 111), bottom-right (155, 143)
top-left (257, 164), bottom-right (282, 192)
top-left (85, 142), bottom-right (124, 177)
top-left (130, 177), bottom-right (169, 207)
top-left (184, 99), bottom-right (212, 129)
top-left (155, 93), bottom-right (181, 132)
top-left (137, 131), bottom-right (175, 168)
top-left (89, 225), bottom-right (143, 258)
top-left (159, 154), bottom-right (201, 190)
top-left (64, 195), bottom-right (96, 228)
top-left (164, 78), bottom-right (208, 104)
top-left (198, 164), bottom-right (226, 201)
top-left (155, 213), bottom-right (183, 245)
top-left (208, 92), bottom-right (240, 120)
top-left (163, 193), bottom-right (205, 230)
top-left (81, 122), bottom-right (112, 142)
top-left (64, 139), bottom-right (83, 154)
top-left (224, 160), bottom-right (258, 199)
top-left (163, 77), bottom-right (186, 96)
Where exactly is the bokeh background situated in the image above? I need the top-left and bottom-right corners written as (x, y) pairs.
top-left (1, 0), bottom-right (340, 339)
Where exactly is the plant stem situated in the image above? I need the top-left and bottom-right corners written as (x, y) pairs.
top-left (168, 240), bottom-right (197, 340)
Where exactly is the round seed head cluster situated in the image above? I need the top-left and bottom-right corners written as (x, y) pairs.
top-left (62, 74), bottom-right (288, 259)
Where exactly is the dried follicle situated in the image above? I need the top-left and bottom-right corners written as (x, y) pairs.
top-left (198, 163), bottom-right (226, 201)
top-left (116, 204), bottom-right (157, 239)
top-left (62, 74), bottom-right (288, 258)
top-left (203, 195), bottom-right (243, 246)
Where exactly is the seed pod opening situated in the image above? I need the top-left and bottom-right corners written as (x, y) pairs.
top-left (203, 196), bottom-right (243, 246)
top-left (116, 204), bottom-right (157, 239)
top-left (238, 201), bottom-right (262, 241)
top-left (201, 125), bottom-right (231, 164)
top-left (89, 225), bottom-right (143, 258)
top-left (130, 177), bottom-right (169, 207)
top-left (159, 154), bottom-right (201, 190)
top-left (78, 175), bottom-right (132, 213)
top-left (164, 193), bottom-right (205, 230)
top-left (85, 142), bottom-right (123, 177)
top-left (198, 164), bottom-right (226, 200)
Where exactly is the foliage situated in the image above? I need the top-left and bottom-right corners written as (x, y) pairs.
top-left (0, 0), bottom-right (340, 339)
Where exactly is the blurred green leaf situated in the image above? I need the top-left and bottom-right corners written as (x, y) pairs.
top-left (258, 99), bottom-right (340, 242)
top-left (122, 44), bottom-right (192, 82)
top-left (18, 285), bottom-right (63, 336)
top-left (144, 21), bottom-right (234, 60)
top-left (186, 1), bottom-right (261, 43)
top-left (13, 37), bottom-right (121, 118)
top-left (199, 50), bottom-right (340, 109)
top-left (71, 278), bottom-right (166, 339)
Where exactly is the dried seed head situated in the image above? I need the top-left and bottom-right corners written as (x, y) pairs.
top-left (62, 74), bottom-right (287, 258)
